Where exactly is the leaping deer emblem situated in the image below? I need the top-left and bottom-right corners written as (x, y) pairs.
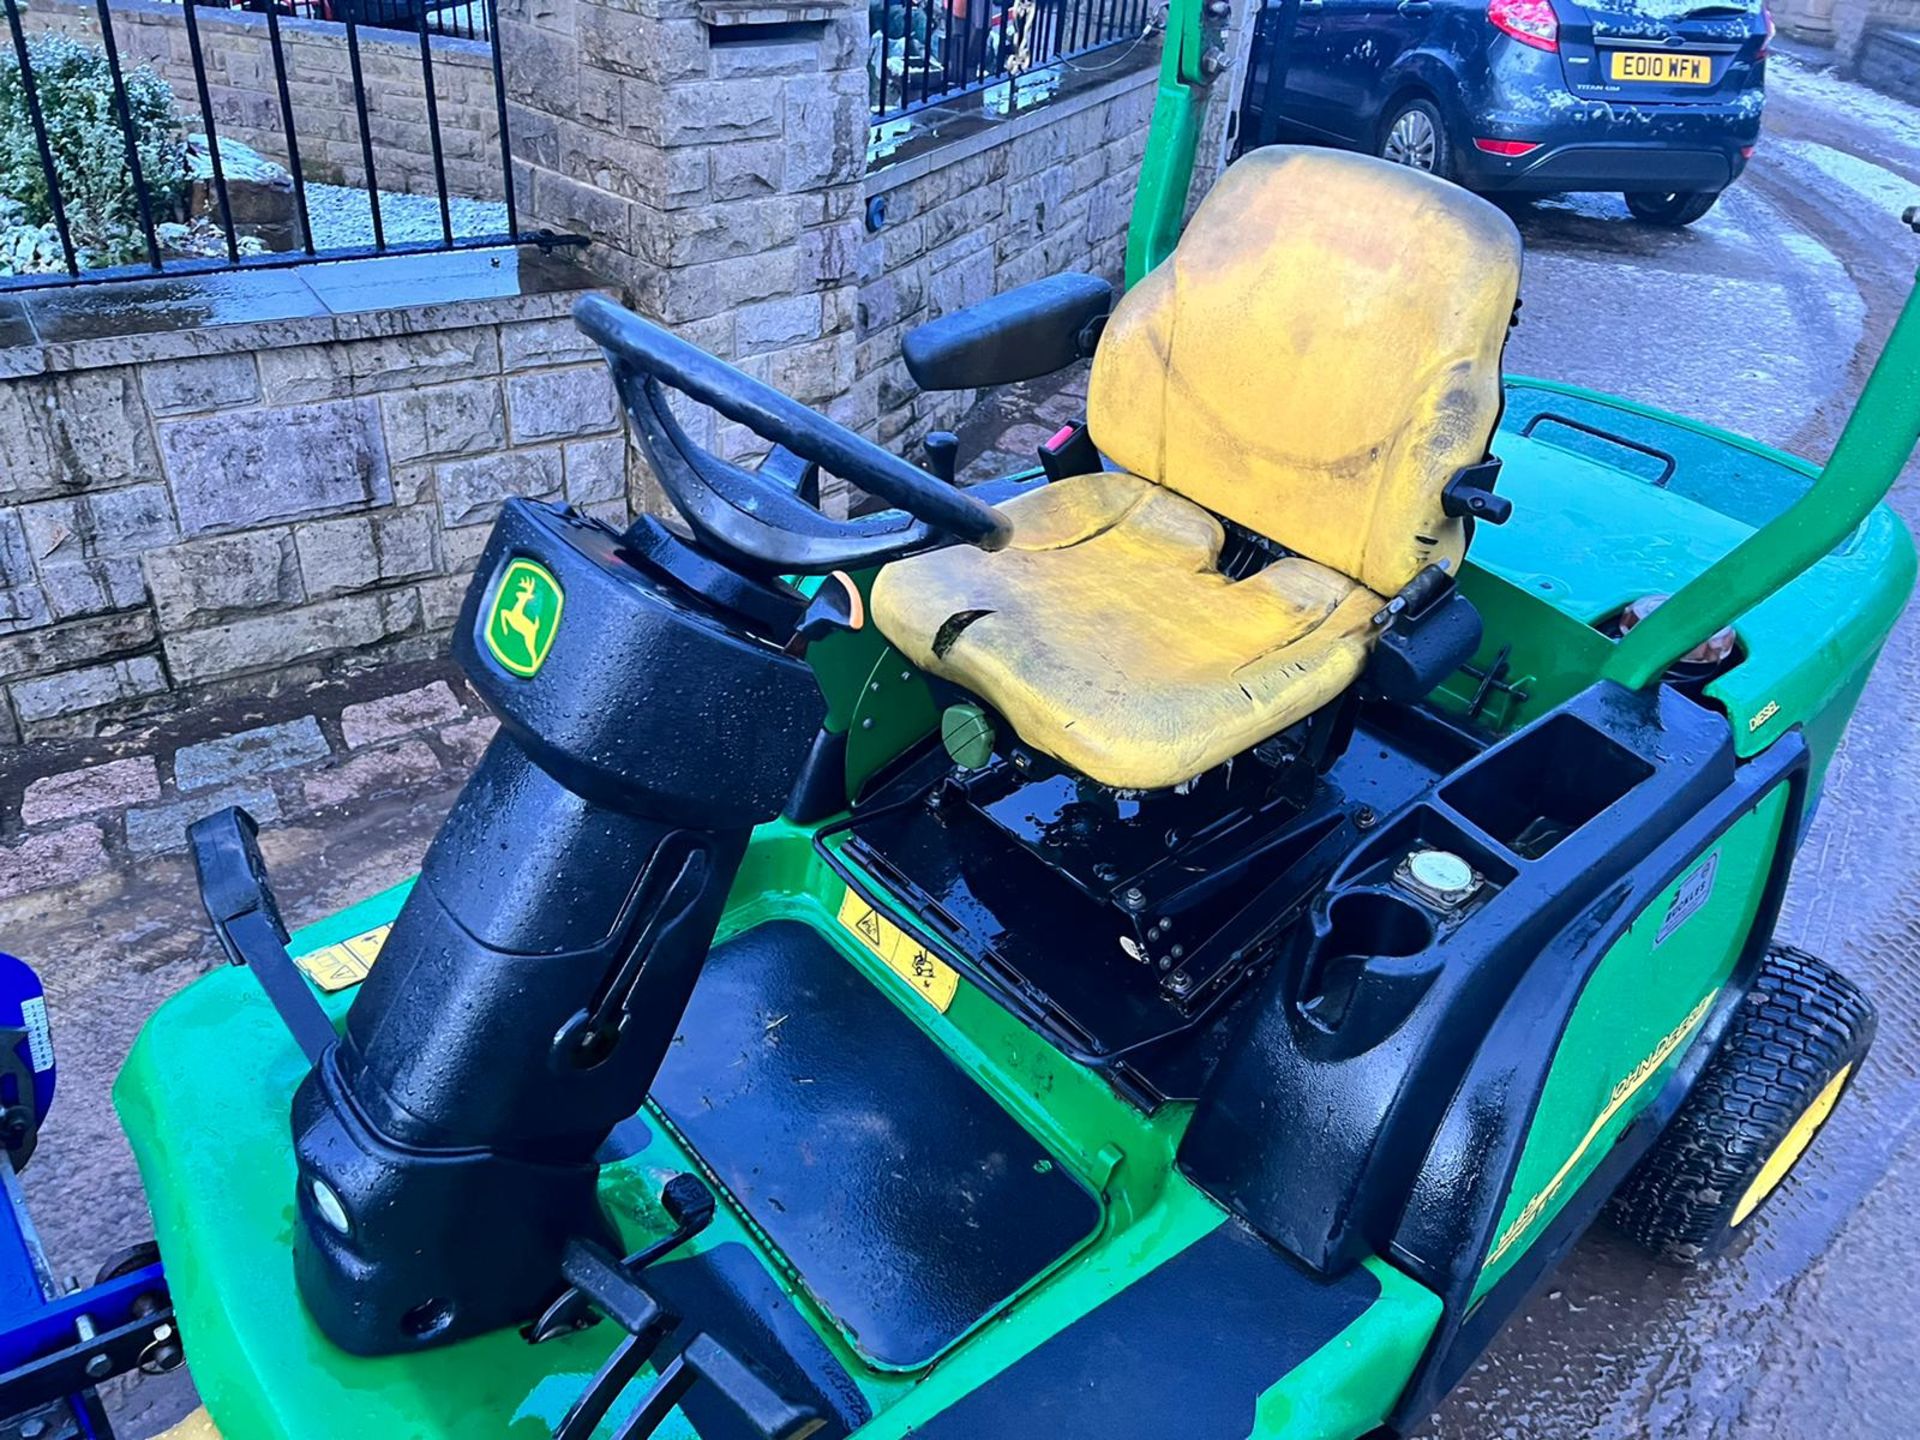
top-left (497, 575), bottom-right (543, 667)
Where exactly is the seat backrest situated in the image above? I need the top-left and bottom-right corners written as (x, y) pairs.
top-left (1087, 146), bottom-right (1523, 597)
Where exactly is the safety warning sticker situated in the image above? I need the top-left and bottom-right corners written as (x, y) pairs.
top-left (836, 888), bottom-right (959, 1013)
top-left (295, 924), bottom-right (391, 993)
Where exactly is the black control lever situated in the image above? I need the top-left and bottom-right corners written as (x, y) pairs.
top-left (614, 1334), bottom-right (824, 1440)
top-left (1441, 456), bottom-right (1511, 525)
top-left (188, 807), bottom-right (337, 1064)
top-left (528, 1174), bottom-right (716, 1343)
top-left (923, 431), bottom-right (959, 485)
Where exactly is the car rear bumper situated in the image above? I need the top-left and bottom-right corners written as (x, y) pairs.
top-left (1458, 140), bottom-right (1742, 192)
top-left (1452, 88), bottom-right (1760, 194)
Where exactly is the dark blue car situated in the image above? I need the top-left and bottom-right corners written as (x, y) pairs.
top-left (1237, 0), bottom-right (1772, 224)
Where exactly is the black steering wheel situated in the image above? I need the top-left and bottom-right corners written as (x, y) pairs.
top-left (574, 296), bottom-right (1012, 577)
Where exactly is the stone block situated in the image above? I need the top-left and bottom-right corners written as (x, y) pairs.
top-left (294, 508), bottom-right (440, 599)
top-left (381, 380), bottom-right (508, 463)
top-left (0, 511), bottom-right (28, 591)
top-left (38, 556), bottom-right (148, 621)
top-left (710, 139), bottom-right (786, 199)
top-left (437, 446), bottom-right (565, 528)
top-left (623, 76), bottom-right (782, 147)
top-left (21, 756), bottom-right (162, 827)
top-left (143, 529), bottom-right (303, 629)
top-left (341, 680), bottom-right (465, 747)
top-left (419, 573), bottom-right (473, 629)
top-left (0, 368), bottom-right (162, 502)
top-left (0, 610), bottom-right (157, 682)
top-left (9, 656), bottom-right (168, 725)
top-left (564, 437), bottom-right (627, 506)
top-left (506, 367), bottom-right (618, 444)
top-left (0, 823), bottom-right (110, 900)
top-left (736, 293), bottom-right (822, 356)
top-left (175, 715), bottom-right (332, 791)
top-left (635, 195), bottom-right (805, 267)
top-left (502, 317), bottom-right (603, 371)
top-left (163, 590), bottom-right (421, 684)
top-left (125, 783), bottom-right (281, 858)
top-left (19, 483), bottom-right (179, 562)
top-left (301, 738), bottom-right (444, 810)
top-left (163, 398), bottom-right (393, 535)
top-left (437, 712), bottom-right (501, 768)
top-left (140, 353), bottom-right (261, 415)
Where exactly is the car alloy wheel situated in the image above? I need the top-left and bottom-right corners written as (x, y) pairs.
top-left (1383, 107), bottom-right (1439, 172)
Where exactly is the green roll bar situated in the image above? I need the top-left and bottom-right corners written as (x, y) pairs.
top-left (1121, 13), bottom-right (1920, 686)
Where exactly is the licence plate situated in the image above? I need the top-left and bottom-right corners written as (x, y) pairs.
top-left (1610, 50), bottom-right (1713, 83)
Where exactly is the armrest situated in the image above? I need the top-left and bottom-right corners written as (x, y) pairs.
top-left (902, 273), bottom-right (1114, 391)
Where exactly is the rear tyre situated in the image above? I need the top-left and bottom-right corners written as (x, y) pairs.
top-left (1607, 945), bottom-right (1875, 1263)
top-left (1379, 98), bottom-right (1452, 180)
top-left (1624, 189), bottom-right (1720, 226)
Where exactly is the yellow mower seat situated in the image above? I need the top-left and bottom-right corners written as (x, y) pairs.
top-left (871, 146), bottom-right (1523, 791)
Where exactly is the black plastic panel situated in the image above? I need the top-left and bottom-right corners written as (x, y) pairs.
top-left (906, 1220), bottom-right (1378, 1438)
top-left (652, 921), bottom-right (1100, 1368)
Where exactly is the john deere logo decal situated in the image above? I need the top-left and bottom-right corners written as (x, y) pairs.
top-left (486, 559), bottom-right (563, 677)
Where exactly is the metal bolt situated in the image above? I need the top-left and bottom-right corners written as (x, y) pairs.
top-left (1120, 886), bottom-right (1146, 911)
top-left (1199, 46), bottom-right (1229, 77)
top-left (22, 1418), bottom-right (48, 1438)
top-left (84, 1352), bottom-right (113, 1381)
top-left (1354, 805), bottom-right (1378, 831)
top-left (1166, 972), bottom-right (1194, 997)
top-left (1170, 944), bottom-right (1185, 959)
top-left (861, 717), bottom-right (875, 730)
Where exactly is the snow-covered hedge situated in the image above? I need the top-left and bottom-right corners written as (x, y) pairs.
top-left (0, 32), bottom-right (189, 272)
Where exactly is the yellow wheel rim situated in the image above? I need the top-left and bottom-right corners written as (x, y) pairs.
top-left (1731, 1063), bottom-right (1853, 1228)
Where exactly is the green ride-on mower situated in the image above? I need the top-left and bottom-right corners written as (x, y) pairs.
top-left (114, 15), bottom-right (1919, 1440)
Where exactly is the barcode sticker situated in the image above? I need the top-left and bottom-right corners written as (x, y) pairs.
top-left (19, 995), bottom-right (52, 1073)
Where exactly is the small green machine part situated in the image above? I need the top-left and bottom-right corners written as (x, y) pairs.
top-left (106, 18), bottom-right (1920, 1440)
top-left (941, 703), bottom-right (998, 770)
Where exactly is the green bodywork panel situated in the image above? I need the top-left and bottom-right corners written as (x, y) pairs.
top-left (1471, 785), bottom-right (1792, 1302)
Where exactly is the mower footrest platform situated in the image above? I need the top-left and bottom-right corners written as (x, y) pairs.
top-left (652, 920), bottom-right (1100, 1368)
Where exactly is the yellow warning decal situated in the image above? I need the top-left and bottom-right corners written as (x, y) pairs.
top-left (836, 889), bottom-right (959, 1013)
top-left (294, 924), bottom-right (391, 993)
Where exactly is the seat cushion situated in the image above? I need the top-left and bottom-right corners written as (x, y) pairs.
top-left (1087, 146), bottom-right (1522, 597)
top-left (870, 472), bottom-right (1382, 791)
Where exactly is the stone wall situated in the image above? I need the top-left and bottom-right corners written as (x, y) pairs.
top-left (858, 65), bottom-right (1156, 454)
top-left (0, 256), bottom-right (639, 742)
top-left (21, 0), bottom-right (505, 201)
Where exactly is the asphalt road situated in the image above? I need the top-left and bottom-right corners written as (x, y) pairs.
top-left (10, 46), bottom-right (1920, 1440)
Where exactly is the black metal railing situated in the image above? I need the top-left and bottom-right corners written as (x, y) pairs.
top-left (869, 0), bottom-right (1152, 121)
top-left (189, 0), bottom-right (489, 45)
top-left (0, 0), bottom-right (574, 289)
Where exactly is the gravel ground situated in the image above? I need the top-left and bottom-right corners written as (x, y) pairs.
top-left (302, 182), bottom-right (510, 250)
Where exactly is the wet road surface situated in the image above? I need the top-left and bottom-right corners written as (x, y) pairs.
top-left (8, 47), bottom-right (1920, 1440)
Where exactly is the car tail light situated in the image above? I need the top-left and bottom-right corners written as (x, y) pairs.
top-left (1740, 144), bottom-right (1756, 159)
top-left (1489, 0), bottom-right (1559, 51)
top-left (1475, 137), bottom-right (1542, 156)
top-left (1759, 5), bottom-right (1775, 55)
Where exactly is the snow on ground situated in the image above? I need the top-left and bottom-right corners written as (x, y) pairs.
top-left (1768, 54), bottom-right (1920, 155)
top-left (1771, 137), bottom-right (1920, 228)
top-left (304, 183), bottom-right (509, 251)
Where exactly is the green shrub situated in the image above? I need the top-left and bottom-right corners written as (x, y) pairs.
top-left (0, 31), bottom-right (189, 267)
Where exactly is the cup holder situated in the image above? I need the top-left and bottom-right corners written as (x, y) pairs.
top-left (1301, 890), bottom-right (1438, 1041)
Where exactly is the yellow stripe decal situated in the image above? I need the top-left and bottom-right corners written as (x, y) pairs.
top-left (1487, 988), bottom-right (1717, 1267)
